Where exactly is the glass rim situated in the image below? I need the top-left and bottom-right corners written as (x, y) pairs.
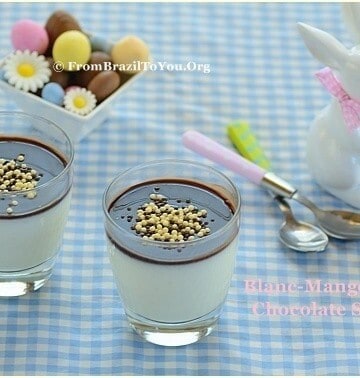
top-left (102, 158), bottom-right (241, 249)
top-left (0, 111), bottom-right (74, 195)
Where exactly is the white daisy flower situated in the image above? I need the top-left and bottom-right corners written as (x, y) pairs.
top-left (63, 87), bottom-right (97, 116)
top-left (3, 50), bottom-right (51, 92)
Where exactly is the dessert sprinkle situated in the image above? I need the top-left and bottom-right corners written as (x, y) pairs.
top-left (132, 193), bottom-right (211, 242)
top-left (0, 154), bottom-right (41, 211)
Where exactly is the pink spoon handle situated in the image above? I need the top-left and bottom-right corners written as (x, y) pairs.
top-left (182, 130), bottom-right (266, 185)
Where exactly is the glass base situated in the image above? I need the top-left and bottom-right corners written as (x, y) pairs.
top-left (126, 307), bottom-right (221, 346)
top-left (0, 276), bottom-right (50, 296)
top-left (0, 256), bottom-right (56, 297)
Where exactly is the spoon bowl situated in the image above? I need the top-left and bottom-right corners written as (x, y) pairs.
top-left (275, 196), bottom-right (328, 252)
top-left (294, 192), bottom-right (360, 239)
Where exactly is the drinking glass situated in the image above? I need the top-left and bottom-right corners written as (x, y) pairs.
top-left (103, 160), bottom-right (241, 346)
top-left (0, 111), bottom-right (73, 296)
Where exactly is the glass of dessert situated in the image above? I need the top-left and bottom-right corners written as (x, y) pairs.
top-left (103, 160), bottom-right (241, 346)
top-left (0, 111), bottom-right (73, 296)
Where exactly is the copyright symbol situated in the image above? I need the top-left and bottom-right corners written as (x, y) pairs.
top-left (53, 61), bottom-right (64, 72)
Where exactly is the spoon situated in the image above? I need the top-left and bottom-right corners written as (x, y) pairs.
top-left (182, 130), bottom-right (360, 240)
top-left (226, 121), bottom-right (328, 251)
top-left (274, 194), bottom-right (328, 252)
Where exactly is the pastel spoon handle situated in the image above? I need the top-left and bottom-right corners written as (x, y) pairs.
top-left (182, 130), bottom-right (266, 184)
top-left (182, 130), bottom-right (297, 197)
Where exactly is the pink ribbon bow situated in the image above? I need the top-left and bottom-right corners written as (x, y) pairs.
top-left (315, 67), bottom-right (360, 133)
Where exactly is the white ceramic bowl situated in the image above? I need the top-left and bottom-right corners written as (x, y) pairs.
top-left (0, 72), bottom-right (141, 143)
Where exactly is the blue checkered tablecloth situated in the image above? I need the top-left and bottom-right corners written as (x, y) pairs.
top-left (0, 2), bottom-right (360, 375)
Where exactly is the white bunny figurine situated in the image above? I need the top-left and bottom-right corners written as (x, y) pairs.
top-left (297, 4), bottom-right (360, 209)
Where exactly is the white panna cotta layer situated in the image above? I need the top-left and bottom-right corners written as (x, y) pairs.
top-left (0, 192), bottom-right (71, 272)
top-left (107, 235), bottom-right (239, 323)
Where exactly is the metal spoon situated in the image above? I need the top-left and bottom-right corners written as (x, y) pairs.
top-left (182, 130), bottom-right (360, 240)
top-left (226, 124), bottom-right (328, 251)
top-left (263, 173), bottom-right (360, 240)
top-left (274, 195), bottom-right (328, 252)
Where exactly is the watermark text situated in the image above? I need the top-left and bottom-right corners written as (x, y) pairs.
top-left (53, 60), bottom-right (211, 74)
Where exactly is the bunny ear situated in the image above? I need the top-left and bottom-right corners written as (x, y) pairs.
top-left (297, 22), bottom-right (348, 70)
top-left (342, 3), bottom-right (360, 44)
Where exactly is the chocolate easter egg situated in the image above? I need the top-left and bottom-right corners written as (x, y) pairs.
top-left (89, 34), bottom-right (113, 55)
top-left (45, 10), bottom-right (82, 53)
top-left (47, 57), bottom-right (70, 88)
top-left (11, 19), bottom-right (49, 54)
top-left (41, 82), bottom-right (65, 105)
top-left (74, 51), bottom-right (112, 87)
top-left (111, 35), bottom-right (150, 74)
top-left (53, 30), bottom-right (91, 71)
top-left (87, 71), bottom-right (121, 102)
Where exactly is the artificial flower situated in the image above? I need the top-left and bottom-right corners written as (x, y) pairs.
top-left (3, 49), bottom-right (51, 92)
top-left (63, 87), bottom-right (97, 116)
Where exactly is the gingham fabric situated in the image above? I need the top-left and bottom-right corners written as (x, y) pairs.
top-left (0, 2), bottom-right (360, 375)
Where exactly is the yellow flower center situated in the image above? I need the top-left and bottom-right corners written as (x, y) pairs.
top-left (17, 63), bottom-right (35, 77)
top-left (73, 96), bottom-right (87, 109)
